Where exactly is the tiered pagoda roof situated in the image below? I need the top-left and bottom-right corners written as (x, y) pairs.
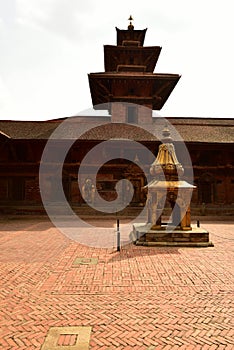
top-left (88, 18), bottom-right (181, 110)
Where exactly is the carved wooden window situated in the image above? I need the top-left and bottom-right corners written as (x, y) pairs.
top-left (10, 177), bottom-right (25, 200)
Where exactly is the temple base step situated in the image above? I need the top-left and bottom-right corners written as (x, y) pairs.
top-left (130, 223), bottom-right (214, 247)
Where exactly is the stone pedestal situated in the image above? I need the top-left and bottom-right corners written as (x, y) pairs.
top-left (131, 223), bottom-right (213, 247)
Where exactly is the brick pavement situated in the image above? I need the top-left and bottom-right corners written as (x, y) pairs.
top-left (0, 217), bottom-right (233, 349)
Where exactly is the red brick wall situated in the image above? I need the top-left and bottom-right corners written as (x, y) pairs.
top-left (111, 103), bottom-right (152, 124)
top-left (111, 103), bottom-right (126, 123)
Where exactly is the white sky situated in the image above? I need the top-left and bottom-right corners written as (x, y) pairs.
top-left (0, 0), bottom-right (234, 121)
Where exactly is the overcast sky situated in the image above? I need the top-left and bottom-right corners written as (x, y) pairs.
top-left (0, 0), bottom-right (234, 121)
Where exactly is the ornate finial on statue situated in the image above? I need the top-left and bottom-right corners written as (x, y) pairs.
top-left (162, 124), bottom-right (172, 143)
top-left (128, 15), bottom-right (134, 30)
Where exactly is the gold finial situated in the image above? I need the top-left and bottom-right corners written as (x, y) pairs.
top-left (162, 124), bottom-right (172, 142)
top-left (128, 15), bottom-right (134, 30)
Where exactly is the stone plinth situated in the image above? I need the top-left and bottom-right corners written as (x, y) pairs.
top-left (131, 223), bottom-right (214, 247)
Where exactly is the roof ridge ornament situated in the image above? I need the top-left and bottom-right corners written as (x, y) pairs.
top-left (128, 15), bottom-right (134, 30)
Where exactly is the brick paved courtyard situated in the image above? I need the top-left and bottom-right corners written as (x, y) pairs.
top-left (0, 217), bottom-right (233, 349)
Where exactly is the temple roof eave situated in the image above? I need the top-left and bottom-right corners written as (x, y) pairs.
top-left (88, 73), bottom-right (181, 110)
top-left (0, 119), bottom-right (233, 142)
top-left (104, 45), bottom-right (162, 72)
top-left (89, 72), bottom-right (180, 79)
top-left (115, 27), bottom-right (147, 46)
top-left (0, 130), bottom-right (11, 139)
top-left (104, 45), bottom-right (162, 50)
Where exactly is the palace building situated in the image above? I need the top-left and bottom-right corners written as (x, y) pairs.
top-left (0, 20), bottom-right (234, 216)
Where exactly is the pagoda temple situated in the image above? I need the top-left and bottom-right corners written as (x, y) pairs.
top-left (88, 16), bottom-right (180, 122)
top-left (0, 19), bottom-right (233, 218)
top-left (88, 17), bottom-right (213, 246)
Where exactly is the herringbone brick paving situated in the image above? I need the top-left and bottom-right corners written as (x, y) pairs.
top-left (0, 218), bottom-right (233, 349)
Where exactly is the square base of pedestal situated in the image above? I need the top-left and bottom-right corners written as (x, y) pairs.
top-left (131, 223), bottom-right (214, 247)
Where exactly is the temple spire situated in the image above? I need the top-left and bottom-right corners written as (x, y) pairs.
top-left (128, 15), bottom-right (134, 30)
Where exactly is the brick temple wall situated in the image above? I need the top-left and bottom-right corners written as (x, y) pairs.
top-left (0, 139), bottom-right (233, 209)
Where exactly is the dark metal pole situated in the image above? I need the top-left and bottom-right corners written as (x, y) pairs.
top-left (117, 219), bottom-right (120, 251)
top-left (197, 220), bottom-right (200, 227)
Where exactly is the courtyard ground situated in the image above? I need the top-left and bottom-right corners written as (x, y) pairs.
top-left (0, 216), bottom-right (233, 349)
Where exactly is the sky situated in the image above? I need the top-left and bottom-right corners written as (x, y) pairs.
top-left (0, 0), bottom-right (234, 121)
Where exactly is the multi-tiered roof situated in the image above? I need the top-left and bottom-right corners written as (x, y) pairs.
top-left (88, 17), bottom-right (181, 110)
